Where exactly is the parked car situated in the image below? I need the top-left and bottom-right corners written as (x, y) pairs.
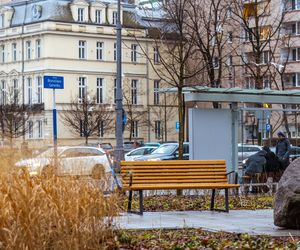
top-left (123, 141), bottom-right (137, 153)
top-left (135, 142), bottom-right (189, 161)
top-left (143, 142), bottom-right (161, 147)
top-left (288, 146), bottom-right (300, 161)
top-left (125, 146), bottom-right (158, 161)
top-left (15, 146), bottom-right (112, 181)
top-left (238, 144), bottom-right (262, 163)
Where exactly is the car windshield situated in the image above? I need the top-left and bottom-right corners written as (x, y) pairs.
top-left (152, 144), bottom-right (177, 154)
top-left (37, 148), bottom-right (64, 158)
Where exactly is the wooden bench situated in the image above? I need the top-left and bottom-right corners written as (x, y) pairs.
top-left (121, 160), bottom-right (240, 215)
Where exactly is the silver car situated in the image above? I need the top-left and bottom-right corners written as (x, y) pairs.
top-left (238, 144), bottom-right (262, 163)
top-left (15, 146), bottom-right (112, 180)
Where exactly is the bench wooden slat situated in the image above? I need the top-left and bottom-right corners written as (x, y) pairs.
top-left (121, 165), bottom-right (226, 170)
top-left (123, 180), bottom-right (229, 185)
top-left (123, 175), bottom-right (227, 180)
top-left (121, 169), bottom-right (227, 173)
top-left (123, 183), bottom-right (240, 190)
top-left (121, 160), bottom-right (226, 166)
top-left (121, 172), bottom-right (227, 177)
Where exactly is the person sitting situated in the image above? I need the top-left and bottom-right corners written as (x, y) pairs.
top-left (243, 148), bottom-right (267, 193)
top-left (262, 146), bottom-right (282, 187)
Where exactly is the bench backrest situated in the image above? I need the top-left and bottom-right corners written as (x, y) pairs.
top-left (121, 160), bottom-right (228, 188)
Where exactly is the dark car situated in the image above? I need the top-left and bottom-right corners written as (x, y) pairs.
top-left (135, 142), bottom-right (189, 161)
top-left (288, 146), bottom-right (300, 161)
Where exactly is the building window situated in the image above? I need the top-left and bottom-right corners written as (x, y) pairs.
top-left (26, 41), bottom-right (31, 60)
top-left (96, 78), bottom-right (104, 104)
top-left (228, 55), bottom-right (233, 66)
top-left (0, 80), bottom-right (6, 105)
top-left (12, 43), bottom-right (17, 62)
top-left (27, 78), bottom-right (32, 105)
top-left (213, 57), bottom-right (219, 68)
top-left (245, 77), bottom-right (255, 89)
top-left (114, 43), bottom-right (117, 61)
top-left (13, 79), bottom-right (18, 104)
top-left (28, 121), bottom-right (33, 139)
top-left (131, 79), bottom-right (138, 105)
top-left (228, 32), bottom-right (233, 43)
top-left (37, 120), bottom-right (43, 138)
top-left (78, 8), bottom-right (84, 22)
top-left (261, 51), bottom-right (270, 64)
top-left (0, 45), bottom-right (4, 63)
top-left (226, 6), bottom-right (232, 18)
top-left (79, 77), bottom-right (86, 101)
top-left (37, 76), bottom-right (43, 104)
top-left (263, 75), bottom-right (270, 88)
top-left (79, 40), bottom-right (86, 59)
top-left (112, 11), bottom-right (118, 25)
top-left (96, 42), bottom-right (103, 60)
top-left (114, 78), bottom-right (117, 103)
top-left (131, 44), bottom-right (137, 63)
top-left (131, 121), bottom-right (138, 138)
top-left (155, 120), bottom-right (161, 139)
top-left (154, 80), bottom-right (160, 105)
top-left (154, 47), bottom-right (160, 64)
top-left (36, 39), bottom-right (41, 59)
top-left (0, 14), bottom-right (4, 28)
top-left (98, 120), bottom-right (104, 137)
top-left (95, 10), bottom-right (102, 24)
top-left (291, 0), bottom-right (300, 10)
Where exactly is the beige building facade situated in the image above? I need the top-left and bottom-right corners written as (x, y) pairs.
top-left (0, 0), bottom-right (178, 148)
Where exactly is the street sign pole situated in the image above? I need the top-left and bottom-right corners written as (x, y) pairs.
top-left (53, 88), bottom-right (58, 168)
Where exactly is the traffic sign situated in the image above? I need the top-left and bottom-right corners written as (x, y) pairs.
top-left (44, 75), bottom-right (64, 89)
top-left (176, 121), bottom-right (180, 131)
top-left (266, 123), bottom-right (272, 132)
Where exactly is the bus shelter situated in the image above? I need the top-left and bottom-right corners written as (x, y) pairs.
top-left (162, 86), bottom-right (300, 172)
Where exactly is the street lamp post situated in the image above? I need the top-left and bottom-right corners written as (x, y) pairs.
top-left (115, 0), bottom-right (124, 164)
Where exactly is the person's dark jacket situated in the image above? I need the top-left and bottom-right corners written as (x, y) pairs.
top-left (244, 150), bottom-right (267, 176)
top-left (265, 151), bottom-right (281, 172)
top-left (276, 138), bottom-right (291, 160)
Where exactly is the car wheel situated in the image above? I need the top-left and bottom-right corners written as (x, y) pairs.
top-left (91, 164), bottom-right (105, 180)
top-left (41, 165), bottom-right (56, 178)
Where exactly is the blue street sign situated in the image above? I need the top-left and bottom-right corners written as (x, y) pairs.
top-left (44, 75), bottom-right (64, 89)
top-left (176, 121), bottom-right (180, 131)
top-left (266, 123), bottom-right (271, 132)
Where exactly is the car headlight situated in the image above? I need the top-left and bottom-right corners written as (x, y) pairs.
top-left (147, 158), bottom-right (161, 161)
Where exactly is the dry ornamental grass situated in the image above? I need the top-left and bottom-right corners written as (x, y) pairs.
top-left (0, 150), bottom-right (119, 249)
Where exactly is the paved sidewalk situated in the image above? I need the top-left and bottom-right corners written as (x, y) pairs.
top-left (114, 209), bottom-right (300, 237)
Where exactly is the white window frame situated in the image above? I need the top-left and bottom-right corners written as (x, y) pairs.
top-left (153, 46), bottom-right (160, 64)
top-left (0, 14), bottom-right (4, 28)
top-left (12, 43), bottom-right (17, 62)
top-left (96, 42), bottom-right (103, 60)
top-left (28, 120), bottom-right (34, 139)
top-left (37, 120), bottom-right (43, 138)
top-left (154, 80), bottom-right (160, 105)
top-left (13, 79), bottom-right (18, 104)
top-left (228, 32), bottom-right (233, 43)
top-left (26, 41), bottom-right (31, 60)
top-left (95, 10), bottom-right (102, 24)
top-left (132, 120), bottom-right (138, 138)
top-left (96, 78), bottom-right (104, 104)
top-left (0, 80), bottom-right (6, 105)
top-left (213, 57), bottom-right (219, 69)
top-left (0, 45), bottom-right (4, 63)
top-left (79, 40), bottom-right (86, 59)
top-left (131, 44), bottom-right (138, 63)
top-left (27, 77), bottom-right (32, 105)
top-left (261, 51), bottom-right (270, 64)
top-left (114, 43), bottom-right (117, 61)
top-left (155, 120), bottom-right (161, 139)
top-left (37, 76), bottom-right (43, 104)
top-left (36, 39), bottom-right (41, 59)
top-left (112, 11), bottom-right (118, 25)
top-left (131, 79), bottom-right (138, 105)
top-left (78, 8), bottom-right (85, 22)
top-left (78, 77), bottom-right (86, 101)
top-left (98, 120), bottom-right (104, 137)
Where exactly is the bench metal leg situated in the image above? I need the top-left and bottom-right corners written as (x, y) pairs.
top-left (127, 190), bottom-right (133, 212)
top-left (139, 190), bottom-right (143, 215)
top-left (210, 189), bottom-right (216, 210)
top-left (225, 188), bottom-right (229, 212)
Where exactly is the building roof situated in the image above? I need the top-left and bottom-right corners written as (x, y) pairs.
top-left (1, 0), bottom-right (165, 29)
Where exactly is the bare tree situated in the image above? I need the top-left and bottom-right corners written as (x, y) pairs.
top-left (0, 86), bottom-right (33, 147)
top-left (133, 0), bottom-right (201, 159)
top-left (60, 94), bottom-right (114, 144)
